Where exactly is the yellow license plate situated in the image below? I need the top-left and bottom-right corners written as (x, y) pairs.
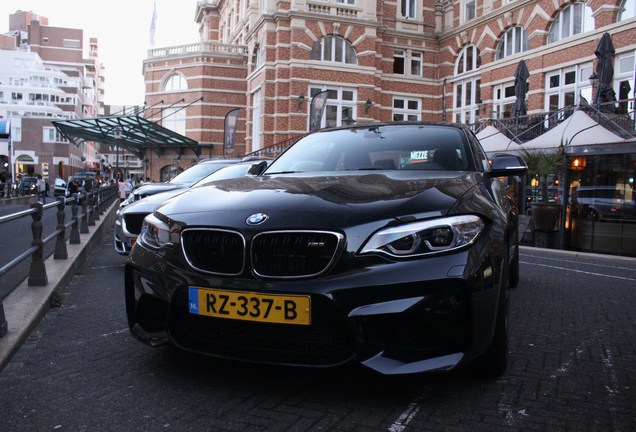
top-left (188, 287), bottom-right (311, 325)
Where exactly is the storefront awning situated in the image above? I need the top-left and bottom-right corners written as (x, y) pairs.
top-left (52, 115), bottom-right (200, 160)
top-left (0, 120), bottom-right (9, 138)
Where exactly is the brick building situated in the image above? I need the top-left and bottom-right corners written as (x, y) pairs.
top-left (0, 10), bottom-right (106, 183)
top-left (141, 0), bottom-right (635, 182)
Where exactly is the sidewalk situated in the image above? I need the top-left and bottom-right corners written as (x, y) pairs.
top-left (0, 200), bottom-right (118, 372)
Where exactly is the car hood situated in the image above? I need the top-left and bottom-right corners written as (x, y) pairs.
top-left (122, 189), bottom-right (188, 214)
top-left (157, 172), bottom-right (483, 228)
top-left (133, 182), bottom-right (188, 197)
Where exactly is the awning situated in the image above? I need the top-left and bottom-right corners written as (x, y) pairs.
top-left (476, 125), bottom-right (519, 154)
top-left (52, 115), bottom-right (201, 159)
top-left (0, 120), bottom-right (9, 138)
top-left (520, 110), bottom-right (624, 151)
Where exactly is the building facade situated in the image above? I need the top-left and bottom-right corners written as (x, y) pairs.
top-left (0, 10), bottom-right (108, 184)
top-left (141, 0), bottom-right (636, 255)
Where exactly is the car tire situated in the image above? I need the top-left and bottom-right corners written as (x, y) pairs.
top-left (474, 256), bottom-right (509, 378)
top-left (509, 241), bottom-right (519, 289)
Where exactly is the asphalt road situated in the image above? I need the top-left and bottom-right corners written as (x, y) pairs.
top-left (0, 231), bottom-right (634, 431)
top-left (0, 201), bottom-right (78, 299)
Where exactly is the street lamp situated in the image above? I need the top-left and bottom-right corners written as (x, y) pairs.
top-left (113, 126), bottom-right (122, 181)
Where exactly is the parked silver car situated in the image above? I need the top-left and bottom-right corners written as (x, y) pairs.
top-left (573, 186), bottom-right (635, 220)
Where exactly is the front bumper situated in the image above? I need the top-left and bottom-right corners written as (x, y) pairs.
top-left (125, 236), bottom-right (503, 375)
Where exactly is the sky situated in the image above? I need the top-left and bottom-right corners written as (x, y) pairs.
top-left (0, 0), bottom-right (200, 106)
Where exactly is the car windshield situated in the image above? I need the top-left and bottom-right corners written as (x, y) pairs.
top-left (265, 124), bottom-right (473, 174)
top-left (170, 162), bottom-right (236, 184)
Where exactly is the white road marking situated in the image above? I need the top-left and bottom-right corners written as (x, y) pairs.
top-left (388, 394), bottom-right (425, 432)
top-left (520, 261), bottom-right (636, 282)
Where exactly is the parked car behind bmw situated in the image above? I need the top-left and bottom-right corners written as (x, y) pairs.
top-left (114, 159), bottom-right (271, 255)
top-left (120, 158), bottom-right (245, 208)
top-left (125, 122), bottom-right (527, 377)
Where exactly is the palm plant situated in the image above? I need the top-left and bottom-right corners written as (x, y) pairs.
top-left (519, 148), bottom-right (564, 203)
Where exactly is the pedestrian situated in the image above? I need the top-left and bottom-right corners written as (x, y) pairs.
top-left (124, 176), bottom-right (134, 197)
top-left (68, 177), bottom-right (79, 197)
top-left (36, 174), bottom-right (47, 204)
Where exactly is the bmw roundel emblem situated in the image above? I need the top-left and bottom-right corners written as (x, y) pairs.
top-left (246, 213), bottom-right (268, 225)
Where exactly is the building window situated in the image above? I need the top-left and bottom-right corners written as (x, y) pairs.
top-left (42, 127), bottom-right (66, 143)
top-left (495, 26), bottom-right (529, 60)
top-left (251, 44), bottom-right (263, 69)
top-left (544, 64), bottom-right (593, 120)
top-left (493, 83), bottom-right (516, 119)
top-left (547, 2), bottom-right (594, 43)
top-left (453, 46), bottom-right (482, 124)
top-left (162, 74), bottom-right (188, 92)
top-left (401, 0), bottom-right (416, 19)
top-left (63, 39), bottom-right (81, 48)
top-left (615, 53), bottom-right (635, 114)
top-left (455, 45), bottom-right (481, 74)
top-left (310, 35), bottom-right (357, 64)
top-left (619, 0), bottom-right (636, 20)
top-left (393, 50), bottom-right (423, 77)
top-left (162, 107), bottom-right (186, 135)
top-left (309, 86), bottom-right (356, 128)
top-left (337, 0), bottom-right (356, 5)
top-left (392, 98), bottom-right (421, 121)
top-left (464, 0), bottom-right (476, 22)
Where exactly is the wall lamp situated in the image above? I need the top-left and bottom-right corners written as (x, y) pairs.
top-left (588, 72), bottom-right (599, 88)
top-left (365, 98), bottom-right (373, 114)
top-left (297, 92), bottom-right (305, 110)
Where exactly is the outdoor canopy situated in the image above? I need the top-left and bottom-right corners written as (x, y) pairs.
top-left (519, 110), bottom-right (624, 151)
top-left (52, 114), bottom-right (201, 160)
top-left (476, 125), bottom-right (519, 154)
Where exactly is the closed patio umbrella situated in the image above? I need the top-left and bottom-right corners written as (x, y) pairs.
top-left (594, 32), bottom-right (617, 112)
top-left (510, 59), bottom-right (529, 123)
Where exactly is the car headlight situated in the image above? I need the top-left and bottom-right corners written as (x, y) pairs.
top-left (138, 213), bottom-right (179, 250)
top-left (360, 215), bottom-right (484, 258)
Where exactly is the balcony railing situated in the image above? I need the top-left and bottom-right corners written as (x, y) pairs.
top-left (148, 41), bottom-right (248, 59)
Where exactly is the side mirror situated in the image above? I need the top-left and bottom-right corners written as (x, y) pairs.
top-left (488, 154), bottom-right (528, 177)
top-left (247, 160), bottom-right (268, 176)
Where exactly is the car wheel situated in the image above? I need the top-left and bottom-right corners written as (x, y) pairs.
top-left (474, 256), bottom-right (509, 378)
top-left (509, 241), bottom-right (519, 289)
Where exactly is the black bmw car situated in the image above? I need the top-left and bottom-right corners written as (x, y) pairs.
top-left (125, 122), bottom-right (527, 376)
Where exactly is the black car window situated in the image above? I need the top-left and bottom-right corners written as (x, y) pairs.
top-left (267, 125), bottom-right (475, 174)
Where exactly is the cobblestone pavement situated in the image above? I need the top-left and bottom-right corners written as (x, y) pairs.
top-left (0, 231), bottom-right (635, 431)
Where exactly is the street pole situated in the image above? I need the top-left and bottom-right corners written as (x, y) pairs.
top-left (113, 126), bottom-right (122, 181)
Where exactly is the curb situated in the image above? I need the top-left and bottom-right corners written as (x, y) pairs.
top-left (0, 201), bottom-right (118, 373)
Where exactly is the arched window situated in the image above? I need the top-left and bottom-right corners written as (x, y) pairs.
top-left (455, 45), bottom-right (481, 75)
top-left (162, 74), bottom-right (187, 92)
top-left (453, 45), bottom-right (482, 125)
top-left (619, 0), bottom-right (636, 20)
top-left (548, 2), bottom-right (594, 43)
top-left (495, 26), bottom-right (528, 60)
top-left (309, 35), bottom-right (357, 64)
